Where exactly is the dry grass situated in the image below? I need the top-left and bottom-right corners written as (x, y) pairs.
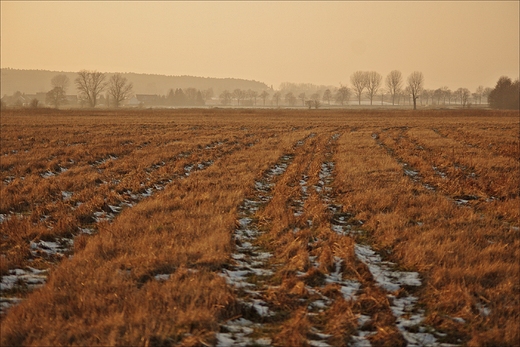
top-left (0, 108), bottom-right (518, 346)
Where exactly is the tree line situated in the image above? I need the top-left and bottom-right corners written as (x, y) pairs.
top-left (1, 69), bottom-right (517, 110)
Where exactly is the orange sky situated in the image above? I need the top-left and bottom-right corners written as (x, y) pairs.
top-left (1, 1), bottom-right (518, 91)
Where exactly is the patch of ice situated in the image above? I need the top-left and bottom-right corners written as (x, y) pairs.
top-left (154, 274), bottom-right (170, 281)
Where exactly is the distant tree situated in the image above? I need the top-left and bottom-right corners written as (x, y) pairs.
top-left (185, 88), bottom-right (199, 104)
top-left (385, 70), bottom-right (403, 105)
top-left (219, 90), bottom-right (232, 106)
top-left (322, 89), bottom-right (332, 105)
top-left (232, 89), bottom-right (245, 106)
top-left (350, 71), bottom-right (368, 105)
top-left (310, 93), bottom-right (321, 109)
top-left (196, 91), bottom-right (205, 105)
top-left (433, 88), bottom-right (443, 105)
top-left (285, 92), bottom-right (296, 106)
top-left (441, 87), bottom-right (451, 105)
top-left (335, 86), bottom-right (351, 106)
top-left (259, 90), bottom-right (269, 106)
top-left (51, 74), bottom-right (70, 92)
top-left (407, 71), bottom-right (424, 110)
top-left (488, 76), bottom-right (519, 109)
top-left (174, 88), bottom-right (186, 105)
top-left (75, 70), bottom-right (107, 108)
top-left (272, 91), bottom-right (282, 107)
top-left (365, 71), bottom-right (382, 105)
top-left (460, 88), bottom-right (471, 107)
top-left (305, 100), bottom-right (314, 109)
top-left (298, 92), bottom-right (306, 106)
top-left (202, 88), bottom-right (214, 103)
top-left (166, 89), bottom-right (175, 105)
top-left (247, 90), bottom-right (258, 105)
top-left (482, 87), bottom-right (493, 104)
top-left (404, 86), bottom-right (412, 105)
top-left (475, 85), bottom-right (484, 104)
top-left (107, 74), bottom-right (133, 108)
top-left (46, 87), bottom-right (67, 108)
top-left (29, 98), bottom-right (39, 108)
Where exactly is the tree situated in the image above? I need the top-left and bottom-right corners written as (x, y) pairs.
top-left (335, 86), bottom-right (351, 106)
top-left (285, 92), bottom-right (296, 106)
top-left (202, 88), bottom-right (214, 103)
top-left (272, 91), bottom-right (281, 107)
top-left (482, 87), bottom-right (493, 104)
top-left (46, 87), bottom-right (67, 108)
top-left (247, 90), bottom-right (258, 105)
top-left (322, 89), bottom-right (332, 105)
top-left (350, 71), bottom-right (368, 105)
top-left (51, 74), bottom-right (70, 91)
top-left (433, 88), bottom-right (443, 105)
top-left (174, 88), bottom-right (186, 105)
top-left (107, 74), bottom-right (133, 108)
top-left (385, 70), bottom-right (403, 105)
top-left (407, 71), bottom-right (424, 110)
top-left (298, 92), bottom-right (306, 106)
top-left (233, 89), bottom-right (245, 106)
top-left (458, 88), bottom-right (470, 107)
top-left (259, 91), bottom-right (269, 106)
top-left (310, 93), bottom-right (321, 109)
top-left (365, 71), bottom-right (382, 105)
top-left (475, 85), bottom-right (484, 104)
top-left (219, 90), bottom-right (232, 105)
top-left (441, 87), bottom-right (451, 105)
top-left (488, 76), bottom-right (520, 109)
top-left (75, 70), bottom-right (107, 108)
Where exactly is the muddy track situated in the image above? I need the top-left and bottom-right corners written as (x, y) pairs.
top-left (219, 132), bottom-right (455, 346)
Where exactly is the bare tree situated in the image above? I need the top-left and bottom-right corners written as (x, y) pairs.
top-left (433, 88), bottom-right (443, 105)
top-left (51, 74), bottom-right (70, 92)
top-left (202, 88), bottom-right (214, 103)
top-left (107, 74), bottom-right (133, 108)
top-left (385, 70), bottom-right (403, 105)
top-left (407, 71), bottom-right (424, 110)
top-left (247, 90), bottom-right (258, 105)
top-left (272, 91), bottom-right (281, 107)
top-left (322, 89), bottom-right (332, 105)
top-left (310, 93), bottom-right (321, 109)
top-left (335, 86), bottom-right (351, 106)
top-left (75, 70), bottom-right (107, 108)
top-left (475, 85), bottom-right (484, 104)
top-left (285, 92), bottom-right (296, 106)
top-left (365, 71), bottom-right (382, 105)
top-left (455, 88), bottom-right (471, 107)
top-left (350, 71), bottom-right (368, 105)
top-left (482, 87), bottom-right (493, 104)
top-left (219, 90), bottom-right (232, 106)
top-left (259, 91), bottom-right (269, 106)
top-left (233, 89), bottom-right (245, 106)
top-left (441, 86), bottom-right (451, 105)
top-left (46, 87), bottom-right (67, 108)
top-left (298, 92), bottom-right (306, 106)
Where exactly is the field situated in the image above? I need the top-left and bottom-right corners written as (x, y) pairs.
top-left (0, 108), bottom-right (518, 346)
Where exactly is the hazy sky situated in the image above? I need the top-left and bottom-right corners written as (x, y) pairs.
top-left (1, 1), bottom-right (518, 91)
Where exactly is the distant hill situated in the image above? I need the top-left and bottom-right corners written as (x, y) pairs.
top-left (1, 68), bottom-right (271, 96)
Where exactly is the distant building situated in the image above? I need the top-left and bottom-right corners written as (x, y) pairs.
top-left (135, 94), bottom-right (161, 106)
top-left (125, 96), bottom-right (142, 107)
